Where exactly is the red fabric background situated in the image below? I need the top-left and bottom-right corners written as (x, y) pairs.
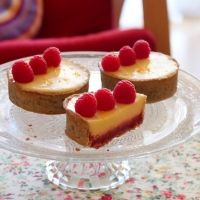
top-left (37, 0), bottom-right (112, 38)
top-left (0, 29), bottom-right (156, 64)
top-left (0, 0), bottom-right (156, 64)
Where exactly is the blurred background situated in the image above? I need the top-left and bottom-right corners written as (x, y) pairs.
top-left (120, 0), bottom-right (200, 77)
top-left (1, 0), bottom-right (200, 78)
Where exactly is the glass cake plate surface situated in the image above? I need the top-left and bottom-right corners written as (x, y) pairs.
top-left (0, 52), bottom-right (200, 190)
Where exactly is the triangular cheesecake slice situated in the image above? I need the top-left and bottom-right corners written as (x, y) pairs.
top-left (63, 81), bottom-right (146, 148)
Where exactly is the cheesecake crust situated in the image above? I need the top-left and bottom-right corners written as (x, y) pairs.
top-left (100, 70), bottom-right (178, 103)
top-left (8, 76), bottom-right (89, 114)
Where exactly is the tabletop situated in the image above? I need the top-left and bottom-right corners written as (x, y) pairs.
top-left (0, 136), bottom-right (200, 199)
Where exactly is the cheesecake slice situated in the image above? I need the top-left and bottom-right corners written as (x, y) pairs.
top-left (63, 81), bottom-right (146, 148)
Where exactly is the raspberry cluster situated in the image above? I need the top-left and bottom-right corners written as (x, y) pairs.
top-left (11, 47), bottom-right (61, 83)
top-left (101, 40), bottom-right (151, 72)
top-left (75, 80), bottom-right (136, 118)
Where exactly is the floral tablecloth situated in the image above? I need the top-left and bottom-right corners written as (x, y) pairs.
top-left (0, 136), bottom-right (200, 200)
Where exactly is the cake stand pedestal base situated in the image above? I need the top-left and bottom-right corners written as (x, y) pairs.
top-left (46, 160), bottom-right (131, 190)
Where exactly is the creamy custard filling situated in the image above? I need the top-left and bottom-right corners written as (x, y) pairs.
top-left (101, 52), bottom-right (178, 81)
top-left (67, 94), bottom-right (146, 136)
top-left (12, 60), bottom-right (89, 95)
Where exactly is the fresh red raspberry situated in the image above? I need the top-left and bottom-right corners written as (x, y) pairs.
top-left (119, 45), bottom-right (136, 66)
top-left (133, 40), bottom-right (151, 59)
top-left (101, 54), bottom-right (120, 72)
top-left (12, 60), bottom-right (34, 83)
top-left (95, 88), bottom-right (115, 111)
top-left (75, 93), bottom-right (97, 118)
top-left (43, 47), bottom-right (61, 67)
top-left (29, 55), bottom-right (47, 75)
top-left (113, 80), bottom-right (136, 104)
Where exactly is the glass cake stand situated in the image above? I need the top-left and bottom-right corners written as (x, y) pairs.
top-left (0, 52), bottom-right (200, 190)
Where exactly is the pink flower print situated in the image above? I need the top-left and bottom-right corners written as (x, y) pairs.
top-left (176, 194), bottom-right (186, 200)
top-left (152, 185), bottom-right (159, 190)
top-left (77, 179), bottom-right (85, 188)
top-left (101, 194), bottom-right (112, 200)
top-left (98, 172), bottom-right (106, 178)
top-left (21, 161), bottom-right (30, 167)
top-left (64, 195), bottom-right (73, 200)
top-left (126, 177), bottom-right (135, 184)
top-left (162, 190), bottom-right (172, 198)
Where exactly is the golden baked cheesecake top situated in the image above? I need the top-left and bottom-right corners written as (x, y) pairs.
top-left (100, 52), bottom-right (178, 81)
top-left (9, 47), bottom-right (89, 95)
top-left (99, 40), bottom-right (178, 81)
top-left (9, 60), bottom-right (89, 95)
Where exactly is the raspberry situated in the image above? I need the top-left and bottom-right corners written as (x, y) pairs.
top-left (75, 93), bottom-right (97, 117)
top-left (119, 45), bottom-right (136, 66)
top-left (12, 60), bottom-right (34, 83)
top-left (113, 80), bottom-right (136, 104)
top-left (101, 54), bottom-right (120, 72)
top-left (95, 88), bottom-right (115, 111)
top-left (43, 47), bottom-right (61, 67)
top-left (29, 55), bottom-right (47, 75)
top-left (133, 40), bottom-right (151, 59)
